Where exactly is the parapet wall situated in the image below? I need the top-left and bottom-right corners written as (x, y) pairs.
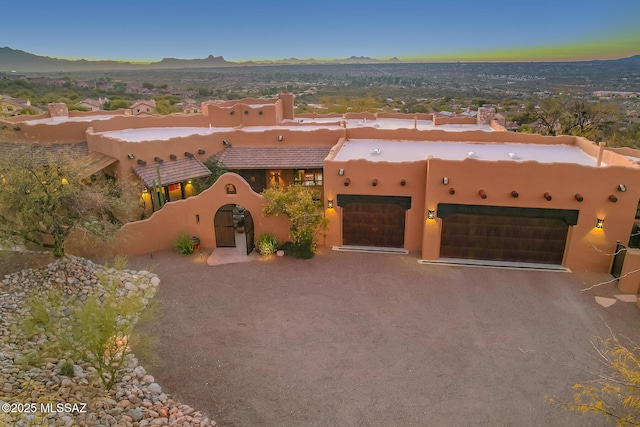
top-left (343, 127), bottom-right (578, 145)
top-left (66, 173), bottom-right (291, 257)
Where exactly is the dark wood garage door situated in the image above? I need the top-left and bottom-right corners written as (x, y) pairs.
top-left (440, 213), bottom-right (569, 264)
top-left (343, 202), bottom-right (406, 248)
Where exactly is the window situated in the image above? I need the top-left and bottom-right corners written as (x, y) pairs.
top-left (294, 169), bottom-right (323, 186)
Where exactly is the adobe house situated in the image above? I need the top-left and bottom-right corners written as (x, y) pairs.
top-left (3, 94), bottom-right (640, 280)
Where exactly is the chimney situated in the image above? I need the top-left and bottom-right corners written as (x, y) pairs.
top-left (477, 107), bottom-right (495, 125)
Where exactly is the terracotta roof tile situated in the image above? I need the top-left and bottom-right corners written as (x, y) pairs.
top-left (216, 146), bottom-right (330, 169)
top-left (133, 157), bottom-right (211, 187)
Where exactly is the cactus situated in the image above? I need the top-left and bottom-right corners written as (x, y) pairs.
top-left (156, 165), bottom-right (165, 207)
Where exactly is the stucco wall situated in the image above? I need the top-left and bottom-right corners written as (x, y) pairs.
top-left (87, 127), bottom-right (345, 177)
top-left (423, 158), bottom-right (640, 272)
top-left (618, 248), bottom-right (640, 294)
top-left (67, 173), bottom-right (290, 257)
top-left (432, 116), bottom-right (477, 125)
top-left (323, 155), bottom-right (427, 252)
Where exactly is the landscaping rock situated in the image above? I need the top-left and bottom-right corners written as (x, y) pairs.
top-left (0, 255), bottom-right (216, 426)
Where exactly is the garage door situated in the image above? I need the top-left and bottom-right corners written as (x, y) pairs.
top-left (338, 195), bottom-right (411, 248)
top-left (438, 204), bottom-right (578, 265)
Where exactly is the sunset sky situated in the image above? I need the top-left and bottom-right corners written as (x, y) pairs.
top-left (2, 0), bottom-right (639, 62)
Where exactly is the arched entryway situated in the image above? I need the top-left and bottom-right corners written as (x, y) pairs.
top-left (214, 204), bottom-right (255, 255)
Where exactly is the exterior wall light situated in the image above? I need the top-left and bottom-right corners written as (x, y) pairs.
top-left (511, 191), bottom-right (519, 198)
top-left (479, 189), bottom-right (487, 199)
top-left (575, 193), bottom-right (584, 202)
top-left (427, 210), bottom-right (435, 220)
top-left (618, 184), bottom-right (627, 192)
top-left (596, 218), bottom-right (604, 229)
top-left (609, 195), bottom-right (618, 203)
top-left (371, 179), bottom-right (378, 187)
top-left (127, 153), bottom-right (135, 160)
top-left (187, 179), bottom-right (193, 184)
top-left (338, 169), bottom-right (345, 176)
top-left (449, 187), bottom-right (455, 195)
top-left (277, 135), bottom-right (284, 141)
top-left (400, 179), bottom-right (406, 186)
top-left (544, 192), bottom-right (552, 201)
top-left (443, 177), bottom-right (449, 185)
top-left (327, 199), bottom-right (334, 209)
top-left (344, 178), bottom-right (350, 186)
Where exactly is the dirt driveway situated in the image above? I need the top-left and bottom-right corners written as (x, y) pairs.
top-left (130, 249), bottom-right (640, 426)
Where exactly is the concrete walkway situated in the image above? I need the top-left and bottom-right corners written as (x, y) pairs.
top-left (206, 232), bottom-right (259, 266)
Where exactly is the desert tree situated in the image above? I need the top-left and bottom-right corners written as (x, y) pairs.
top-left (21, 266), bottom-right (157, 391)
top-left (0, 143), bottom-right (141, 257)
top-left (262, 184), bottom-right (328, 258)
top-left (548, 329), bottom-right (640, 425)
top-left (534, 92), bottom-right (618, 139)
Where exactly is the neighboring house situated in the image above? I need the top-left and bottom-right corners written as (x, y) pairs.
top-left (130, 99), bottom-right (156, 116)
top-left (505, 121), bottom-right (520, 132)
top-left (75, 98), bottom-right (109, 111)
top-left (182, 99), bottom-right (201, 115)
top-left (0, 95), bottom-right (42, 116)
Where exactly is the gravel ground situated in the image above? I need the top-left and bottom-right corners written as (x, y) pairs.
top-left (129, 248), bottom-right (640, 427)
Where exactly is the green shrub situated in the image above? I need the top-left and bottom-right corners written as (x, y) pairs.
top-left (256, 233), bottom-right (278, 256)
top-left (173, 233), bottom-right (194, 255)
top-left (280, 240), bottom-right (314, 259)
top-left (60, 361), bottom-right (74, 377)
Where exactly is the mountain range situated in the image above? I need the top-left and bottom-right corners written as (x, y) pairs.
top-left (0, 47), bottom-right (403, 73)
top-left (0, 46), bottom-right (638, 73)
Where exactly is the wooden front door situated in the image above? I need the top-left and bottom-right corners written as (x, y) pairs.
top-left (214, 205), bottom-right (236, 247)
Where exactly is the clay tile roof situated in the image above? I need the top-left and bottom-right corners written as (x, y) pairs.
top-left (216, 146), bottom-right (331, 169)
top-left (133, 157), bottom-right (211, 187)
